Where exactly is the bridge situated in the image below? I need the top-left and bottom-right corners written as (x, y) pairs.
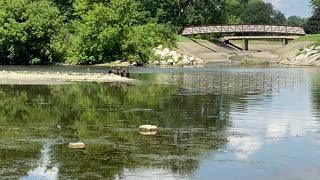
top-left (180, 24), bottom-right (306, 51)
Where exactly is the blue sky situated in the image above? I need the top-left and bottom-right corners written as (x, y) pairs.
top-left (263, 0), bottom-right (312, 18)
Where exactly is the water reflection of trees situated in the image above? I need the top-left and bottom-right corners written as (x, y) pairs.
top-left (0, 83), bottom-right (233, 178)
top-left (311, 74), bottom-right (320, 116)
top-left (0, 68), bottom-right (307, 178)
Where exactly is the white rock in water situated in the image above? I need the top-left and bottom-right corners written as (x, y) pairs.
top-left (68, 142), bottom-right (86, 149)
top-left (139, 131), bottom-right (157, 135)
top-left (139, 125), bottom-right (158, 131)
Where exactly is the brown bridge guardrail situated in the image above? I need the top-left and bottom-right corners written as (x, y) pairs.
top-left (181, 25), bottom-right (306, 36)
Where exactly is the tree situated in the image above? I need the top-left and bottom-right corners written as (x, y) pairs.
top-left (67, 0), bottom-right (175, 65)
top-left (221, 0), bottom-right (243, 24)
top-left (52, 0), bottom-right (75, 21)
top-left (123, 23), bottom-right (176, 65)
top-left (310, 0), bottom-right (320, 9)
top-left (271, 10), bottom-right (286, 25)
top-left (304, 8), bottom-right (320, 34)
top-left (68, 0), bottom-right (141, 64)
top-left (240, 0), bottom-right (286, 25)
top-left (240, 0), bottom-right (274, 24)
top-left (0, 0), bottom-right (63, 64)
top-left (287, 16), bottom-right (306, 26)
top-left (138, 0), bottom-right (225, 31)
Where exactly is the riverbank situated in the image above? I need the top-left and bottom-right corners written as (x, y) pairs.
top-left (177, 37), bottom-right (317, 66)
top-left (0, 70), bottom-right (135, 85)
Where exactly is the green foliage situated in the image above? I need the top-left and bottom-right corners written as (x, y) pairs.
top-left (67, 0), bottom-right (142, 64)
top-left (271, 10), bottom-right (286, 25)
top-left (66, 0), bottom-right (176, 65)
top-left (240, 0), bottom-right (285, 25)
top-left (287, 16), bottom-right (306, 26)
top-left (138, 0), bottom-right (225, 31)
top-left (221, 0), bottom-right (244, 24)
top-left (294, 34), bottom-right (320, 46)
top-left (52, 0), bottom-right (75, 20)
top-left (0, 0), bottom-right (63, 64)
top-left (311, 0), bottom-right (320, 9)
top-left (124, 23), bottom-right (176, 64)
top-left (304, 8), bottom-right (320, 34)
top-left (0, 0), bottom-right (290, 65)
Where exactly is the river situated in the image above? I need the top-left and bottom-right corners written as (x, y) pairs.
top-left (1, 64), bottom-right (320, 179)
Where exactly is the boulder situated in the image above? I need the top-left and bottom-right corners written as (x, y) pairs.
top-left (160, 60), bottom-right (168, 65)
top-left (68, 142), bottom-right (86, 149)
top-left (153, 60), bottom-right (160, 65)
top-left (167, 59), bottom-right (174, 65)
top-left (139, 125), bottom-right (157, 131)
top-left (172, 54), bottom-right (182, 63)
top-left (131, 62), bottom-right (138, 66)
top-left (306, 50), bottom-right (319, 57)
top-left (139, 131), bottom-right (157, 135)
top-left (163, 48), bottom-right (170, 54)
top-left (196, 57), bottom-right (204, 64)
top-left (182, 57), bottom-right (191, 65)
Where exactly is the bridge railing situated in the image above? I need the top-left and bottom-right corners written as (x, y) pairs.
top-left (181, 24), bottom-right (306, 36)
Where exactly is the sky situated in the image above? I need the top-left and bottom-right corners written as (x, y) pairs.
top-left (263, 0), bottom-right (312, 18)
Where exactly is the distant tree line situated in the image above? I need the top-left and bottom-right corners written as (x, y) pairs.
top-left (0, 0), bottom-right (316, 65)
top-left (303, 0), bottom-right (320, 34)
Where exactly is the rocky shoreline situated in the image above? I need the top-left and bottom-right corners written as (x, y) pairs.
top-left (225, 41), bottom-right (319, 66)
top-left (151, 45), bottom-right (205, 66)
top-left (0, 71), bottom-right (136, 85)
top-left (279, 45), bottom-right (320, 66)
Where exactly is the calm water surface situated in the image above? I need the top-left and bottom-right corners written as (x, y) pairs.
top-left (1, 65), bottom-right (320, 179)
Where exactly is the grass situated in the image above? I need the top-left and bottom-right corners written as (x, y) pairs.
top-left (293, 34), bottom-right (320, 45)
top-left (176, 35), bottom-right (194, 42)
top-left (175, 35), bottom-right (210, 43)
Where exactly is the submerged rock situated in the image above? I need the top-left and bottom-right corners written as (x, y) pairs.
top-left (139, 131), bottom-right (157, 135)
top-left (139, 125), bottom-right (157, 131)
top-left (68, 142), bottom-right (86, 149)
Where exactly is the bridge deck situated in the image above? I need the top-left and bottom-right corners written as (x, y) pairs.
top-left (221, 36), bottom-right (300, 41)
top-left (181, 25), bottom-right (305, 36)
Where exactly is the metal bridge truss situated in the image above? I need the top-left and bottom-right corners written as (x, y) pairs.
top-left (181, 25), bottom-right (306, 36)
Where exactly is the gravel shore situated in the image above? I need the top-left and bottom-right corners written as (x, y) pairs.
top-left (0, 71), bottom-right (136, 85)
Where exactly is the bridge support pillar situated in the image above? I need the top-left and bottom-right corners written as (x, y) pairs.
top-left (282, 39), bottom-right (288, 45)
top-left (242, 39), bottom-right (249, 51)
